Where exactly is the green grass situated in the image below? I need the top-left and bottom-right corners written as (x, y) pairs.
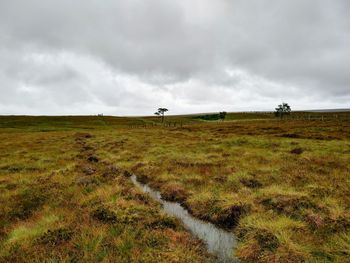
top-left (0, 114), bottom-right (349, 262)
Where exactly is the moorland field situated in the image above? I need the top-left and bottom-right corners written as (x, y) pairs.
top-left (0, 112), bottom-right (349, 262)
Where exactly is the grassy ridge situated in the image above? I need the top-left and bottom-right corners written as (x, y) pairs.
top-left (0, 114), bottom-right (349, 262)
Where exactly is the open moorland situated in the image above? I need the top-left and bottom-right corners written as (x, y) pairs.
top-left (0, 112), bottom-right (349, 262)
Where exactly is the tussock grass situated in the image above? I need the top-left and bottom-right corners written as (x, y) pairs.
top-left (1, 115), bottom-right (349, 262)
top-left (0, 127), bottom-right (214, 262)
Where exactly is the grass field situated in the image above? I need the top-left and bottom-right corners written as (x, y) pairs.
top-left (0, 113), bottom-right (349, 262)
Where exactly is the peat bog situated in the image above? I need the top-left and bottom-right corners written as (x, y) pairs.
top-left (0, 113), bottom-right (349, 262)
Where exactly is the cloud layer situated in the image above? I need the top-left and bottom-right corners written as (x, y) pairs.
top-left (1, 0), bottom-right (349, 115)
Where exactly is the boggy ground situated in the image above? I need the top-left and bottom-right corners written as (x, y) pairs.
top-left (0, 116), bottom-right (349, 262)
top-left (0, 130), bottom-right (214, 262)
top-left (91, 119), bottom-right (350, 262)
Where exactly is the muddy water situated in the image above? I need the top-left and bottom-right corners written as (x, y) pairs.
top-left (130, 175), bottom-right (238, 263)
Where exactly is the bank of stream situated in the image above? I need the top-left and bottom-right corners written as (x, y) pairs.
top-left (130, 175), bottom-right (238, 263)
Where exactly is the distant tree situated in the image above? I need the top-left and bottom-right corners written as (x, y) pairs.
top-left (155, 108), bottom-right (168, 123)
top-left (274, 102), bottom-right (291, 119)
top-left (219, 111), bottom-right (227, 121)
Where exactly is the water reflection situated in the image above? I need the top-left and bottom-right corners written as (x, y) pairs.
top-left (131, 175), bottom-right (238, 263)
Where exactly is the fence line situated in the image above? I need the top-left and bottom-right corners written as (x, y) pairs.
top-left (128, 121), bottom-right (183, 129)
top-left (283, 113), bottom-right (350, 121)
top-left (127, 114), bottom-right (350, 128)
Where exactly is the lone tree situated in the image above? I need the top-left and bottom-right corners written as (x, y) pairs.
top-left (275, 102), bottom-right (291, 119)
top-left (219, 111), bottom-right (227, 121)
top-left (155, 108), bottom-right (168, 123)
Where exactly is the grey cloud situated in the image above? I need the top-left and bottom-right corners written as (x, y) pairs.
top-left (0, 0), bottom-right (349, 115)
top-left (226, 0), bottom-right (350, 96)
top-left (0, 0), bottom-right (214, 80)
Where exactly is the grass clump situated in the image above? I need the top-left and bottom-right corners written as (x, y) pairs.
top-left (7, 214), bottom-right (59, 244)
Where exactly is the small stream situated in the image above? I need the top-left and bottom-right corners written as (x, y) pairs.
top-left (130, 175), bottom-right (238, 263)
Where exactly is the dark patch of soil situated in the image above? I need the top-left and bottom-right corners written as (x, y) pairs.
top-left (9, 189), bottom-right (46, 220)
top-left (137, 174), bottom-right (150, 184)
top-left (255, 229), bottom-right (280, 251)
top-left (290, 148), bottom-right (304, 154)
top-left (281, 133), bottom-right (300, 138)
top-left (240, 178), bottom-right (262, 189)
top-left (147, 215), bottom-right (178, 230)
top-left (87, 156), bottom-right (99, 163)
top-left (161, 184), bottom-right (188, 203)
top-left (123, 170), bottom-right (132, 177)
top-left (216, 205), bottom-right (249, 229)
top-left (38, 228), bottom-right (73, 245)
top-left (91, 207), bottom-right (118, 224)
top-left (261, 195), bottom-right (315, 217)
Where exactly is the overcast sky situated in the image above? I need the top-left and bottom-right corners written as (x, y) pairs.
top-left (0, 0), bottom-right (349, 115)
